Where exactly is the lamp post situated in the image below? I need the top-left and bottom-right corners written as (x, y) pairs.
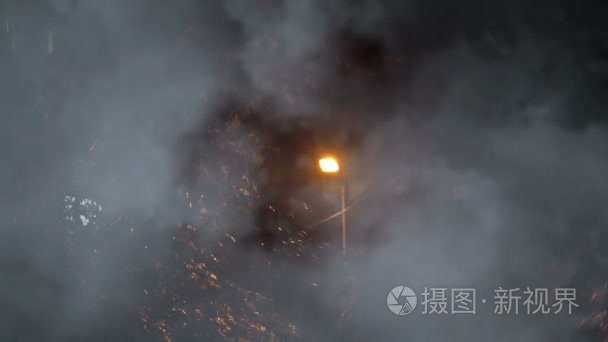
top-left (319, 157), bottom-right (347, 255)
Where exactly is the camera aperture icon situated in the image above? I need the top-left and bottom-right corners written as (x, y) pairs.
top-left (387, 286), bottom-right (417, 315)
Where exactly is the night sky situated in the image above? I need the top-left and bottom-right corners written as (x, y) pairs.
top-left (1, 0), bottom-right (608, 341)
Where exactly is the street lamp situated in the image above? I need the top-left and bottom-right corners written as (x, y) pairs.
top-left (319, 157), bottom-right (340, 173)
top-left (318, 157), bottom-right (347, 255)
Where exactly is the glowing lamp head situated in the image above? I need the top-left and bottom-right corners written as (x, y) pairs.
top-left (319, 157), bottom-right (340, 173)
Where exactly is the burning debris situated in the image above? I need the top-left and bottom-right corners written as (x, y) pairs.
top-left (54, 104), bottom-right (360, 341)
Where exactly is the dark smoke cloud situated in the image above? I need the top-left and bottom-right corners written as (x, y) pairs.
top-left (1, 0), bottom-right (607, 341)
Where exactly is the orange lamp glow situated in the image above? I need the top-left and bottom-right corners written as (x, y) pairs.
top-left (319, 157), bottom-right (340, 173)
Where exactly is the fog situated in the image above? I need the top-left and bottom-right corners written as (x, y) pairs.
top-left (1, 0), bottom-right (607, 341)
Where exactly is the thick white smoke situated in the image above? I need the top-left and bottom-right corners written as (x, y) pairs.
top-left (1, 0), bottom-right (606, 340)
